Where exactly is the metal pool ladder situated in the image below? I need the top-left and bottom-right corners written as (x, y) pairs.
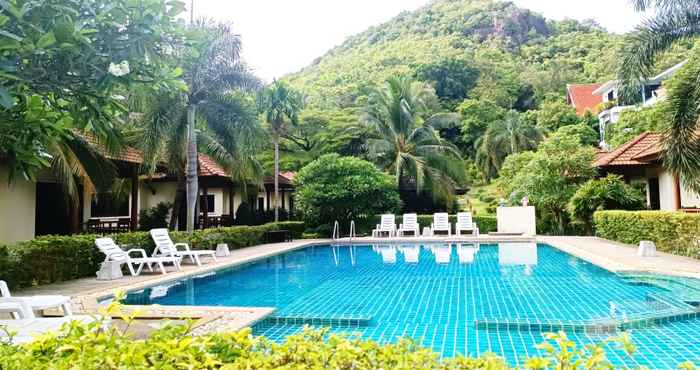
top-left (332, 220), bottom-right (340, 240)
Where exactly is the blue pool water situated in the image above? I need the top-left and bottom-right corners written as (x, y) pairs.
top-left (121, 243), bottom-right (700, 368)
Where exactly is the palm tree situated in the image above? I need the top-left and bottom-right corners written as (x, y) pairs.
top-left (257, 81), bottom-right (304, 222)
top-left (362, 75), bottom-right (466, 203)
top-left (136, 20), bottom-right (260, 232)
top-left (618, 0), bottom-right (700, 192)
top-left (475, 110), bottom-right (542, 180)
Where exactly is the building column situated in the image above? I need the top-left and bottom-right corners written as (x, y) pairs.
top-left (202, 183), bottom-right (209, 229)
top-left (674, 175), bottom-right (682, 210)
top-left (130, 172), bottom-right (139, 231)
top-left (229, 185), bottom-right (235, 218)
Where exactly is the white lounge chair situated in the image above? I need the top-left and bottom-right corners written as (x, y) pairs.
top-left (455, 212), bottom-right (479, 236)
top-left (400, 245), bottom-right (420, 263)
top-left (150, 228), bottom-right (217, 266)
top-left (0, 281), bottom-right (72, 317)
top-left (432, 244), bottom-right (452, 264)
top-left (0, 298), bottom-right (94, 344)
top-left (372, 214), bottom-right (397, 238)
top-left (398, 213), bottom-right (420, 237)
top-left (95, 237), bottom-right (182, 276)
top-left (430, 213), bottom-right (451, 236)
top-left (457, 244), bottom-right (479, 264)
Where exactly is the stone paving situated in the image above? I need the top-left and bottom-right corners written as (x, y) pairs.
top-left (13, 235), bottom-right (700, 336)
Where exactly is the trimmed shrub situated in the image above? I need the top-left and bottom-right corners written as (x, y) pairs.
top-left (593, 210), bottom-right (700, 256)
top-left (0, 314), bottom-right (644, 369)
top-left (0, 221), bottom-right (304, 290)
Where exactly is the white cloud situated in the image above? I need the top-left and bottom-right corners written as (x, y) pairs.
top-left (187, 0), bottom-right (651, 81)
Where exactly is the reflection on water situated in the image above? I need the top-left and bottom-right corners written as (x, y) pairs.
top-left (366, 242), bottom-right (538, 268)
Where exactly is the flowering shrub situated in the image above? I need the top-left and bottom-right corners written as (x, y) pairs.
top-left (0, 301), bottom-right (678, 370)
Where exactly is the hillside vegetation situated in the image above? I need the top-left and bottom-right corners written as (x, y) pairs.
top-left (286, 0), bottom-right (622, 110)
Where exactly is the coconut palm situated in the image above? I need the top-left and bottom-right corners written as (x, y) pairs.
top-left (362, 75), bottom-right (466, 202)
top-left (257, 81), bottom-right (304, 222)
top-left (475, 110), bottom-right (542, 180)
top-left (618, 0), bottom-right (700, 192)
top-left (136, 20), bottom-right (261, 231)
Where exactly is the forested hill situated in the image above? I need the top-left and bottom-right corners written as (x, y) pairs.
top-left (285, 0), bottom-right (624, 110)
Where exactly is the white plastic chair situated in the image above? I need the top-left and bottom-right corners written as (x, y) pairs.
top-left (95, 237), bottom-right (182, 276)
top-left (150, 229), bottom-right (217, 266)
top-left (0, 298), bottom-right (94, 344)
top-left (430, 213), bottom-right (451, 236)
top-left (455, 212), bottom-right (479, 236)
top-left (372, 214), bottom-right (397, 238)
top-left (0, 281), bottom-right (72, 317)
top-left (398, 213), bottom-right (420, 237)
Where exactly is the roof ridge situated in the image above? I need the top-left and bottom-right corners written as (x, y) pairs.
top-left (595, 132), bottom-right (651, 166)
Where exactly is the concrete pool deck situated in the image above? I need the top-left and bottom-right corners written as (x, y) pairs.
top-left (13, 235), bottom-right (700, 334)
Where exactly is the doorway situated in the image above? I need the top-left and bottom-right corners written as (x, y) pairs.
top-left (35, 183), bottom-right (73, 236)
top-left (648, 178), bottom-right (660, 210)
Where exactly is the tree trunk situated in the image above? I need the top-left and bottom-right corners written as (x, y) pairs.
top-left (274, 136), bottom-right (280, 222)
top-left (169, 176), bottom-right (185, 230)
top-left (185, 104), bottom-right (198, 233)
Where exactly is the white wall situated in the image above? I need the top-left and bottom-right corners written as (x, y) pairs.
top-left (658, 170), bottom-right (676, 210)
top-left (681, 180), bottom-right (700, 208)
top-left (0, 165), bottom-right (37, 243)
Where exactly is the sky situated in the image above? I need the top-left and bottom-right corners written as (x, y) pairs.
top-left (188, 0), bottom-right (651, 82)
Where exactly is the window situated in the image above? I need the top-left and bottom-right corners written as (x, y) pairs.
top-left (607, 91), bottom-right (614, 102)
top-left (91, 193), bottom-right (129, 218)
top-left (199, 194), bottom-right (215, 213)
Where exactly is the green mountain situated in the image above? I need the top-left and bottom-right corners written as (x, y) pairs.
top-left (286, 0), bottom-right (624, 110)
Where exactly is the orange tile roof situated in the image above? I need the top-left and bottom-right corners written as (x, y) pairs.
top-left (197, 154), bottom-right (227, 177)
top-left (594, 132), bottom-right (663, 167)
top-left (77, 131), bottom-right (143, 164)
top-left (567, 83), bottom-right (604, 116)
top-left (264, 171), bottom-right (296, 186)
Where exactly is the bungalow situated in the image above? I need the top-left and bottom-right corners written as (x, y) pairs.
top-left (0, 144), bottom-right (295, 244)
top-left (567, 60), bottom-right (686, 147)
top-left (594, 132), bottom-right (700, 211)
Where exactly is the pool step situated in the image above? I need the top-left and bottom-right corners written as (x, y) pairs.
top-left (262, 314), bottom-right (373, 327)
top-left (474, 319), bottom-right (619, 335)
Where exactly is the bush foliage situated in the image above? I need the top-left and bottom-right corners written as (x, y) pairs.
top-left (567, 175), bottom-right (645, 234)
top-left (0, 221), bottom-right (304, 290)
top-left (295, 154), bottom-right (401, 227)
top-left (0, 301), bottom-right (652, 370)
top-left (594, 210), bottom-right (700, 256)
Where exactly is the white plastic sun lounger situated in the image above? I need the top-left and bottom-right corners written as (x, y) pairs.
top-left (430, 213), bottom-right (451, 236)
top-left (455, 212), bottom-right (479, 236)
top-left (96, 237), bottom-right (182, 276)
top-left (433, 244), bottom-right (452, 264)
top-left (457, 244), bottom-right (479, 264)
top-left (150, 228), bottom-right (217, 266)
top-left (0, 281), bottom-right (72, 317)
top-left (372, 214), bottom-right (397, 238)
top-left (376, 245), bottom-right (397, 264)
top-left (400, 245), bottom-right (420, 263)
top-left (398, 213), bottom-right (420, 237)
top-left (0, 298), bottom-right (94, 344)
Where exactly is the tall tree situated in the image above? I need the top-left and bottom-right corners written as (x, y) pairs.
top-left (257, 81), bottom-right (304, 222)
top-left (362, 75), bottom-right (466, 204)
top-left (618, 0), bottom-right (700, 193)
top-left (136, 20), bottom-right (260, 232)
top-left (475, 110), bottom-right (542, 180)
top-left (0, 0), bottom-right (186, 199)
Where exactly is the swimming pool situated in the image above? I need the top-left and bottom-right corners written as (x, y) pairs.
top-left (121, 243), bottom-right (700, 368)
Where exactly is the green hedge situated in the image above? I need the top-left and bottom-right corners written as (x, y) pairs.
top-left (0, 318), bottom-right (644, 369)
top-left (353, 214), bottom-right (497, 236)
top-left (593, 210), bottom-right (700, 256)
top-left (0, 221), bottom-right (304, 290)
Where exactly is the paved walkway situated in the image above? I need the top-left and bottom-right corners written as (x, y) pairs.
top-left (541, 236), bottom-right (700, 279)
